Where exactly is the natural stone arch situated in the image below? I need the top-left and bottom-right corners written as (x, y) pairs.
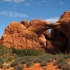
top-left (47, 23), bottom-right (68, 53)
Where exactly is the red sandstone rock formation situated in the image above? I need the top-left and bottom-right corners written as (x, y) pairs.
top-left (1, 19), bottom-right (50, 51)
top-left (1, 11), bottom-right (70, 53)
top-left (47, 11), bottom-right (70, 53)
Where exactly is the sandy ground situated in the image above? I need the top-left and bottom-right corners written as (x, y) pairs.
top-left (24, 61), bottom-right (61, 70)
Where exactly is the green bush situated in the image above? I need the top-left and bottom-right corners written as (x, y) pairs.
top-left (20, 59), bottom-right (27, 64)
top-left (61, 63), bottom-right (70, 70)
top-left (57, 61), bottom-right (70, 70)
top-left (54, 57), bottom-right (66, 66)
top-left (14, 66), bottom-right (24, 70)
top-left (0, 58), bottom-right (4, 68)
top-left (26, 62), bottom-right (33, 68)
top-left (54, 56), bottom-right (70, 70)
top-left (7, 56), bottom-right (13, 61)
top-left (10, 47), bottom-right (43, 56)
top-left (33, 58), bottom-right (42, 63)
top-left (55, 53), bottom-right (70, 60)
top-left (10, 60), bottom-right (19, 67)
top-left (0, 45), bottom-right (9, 56)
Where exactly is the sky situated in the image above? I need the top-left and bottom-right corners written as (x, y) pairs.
top-left (0, 0), bottom-right (70, 37)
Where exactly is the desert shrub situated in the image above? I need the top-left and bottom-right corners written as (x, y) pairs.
top-left (55, 53), bottom-right (70, 60)
top-left (61, 63), bottom-right (70, 70)
top-left (10, 47), bottom-right (43, 56)
top-left (10, 46), bottom-right (18, 54)
top-left (10, 60), bottom-right (19, 67)
top-left (14, 66), bottom-right (24, 70)
top-left (2, 56), bottom-right (13, 63)
top-left (33, 54), bottom-right (53, 66)
top-left (20, 59), bottom-right (27, 64)
top-left (7, 56), bottom-right (13, 61)
top-left (40, 61), bottom-right (47, 66)
top-left (40, 55), bottom-right (53, 62)
top-left (40, 57), bottom-right (52, 66)
top-left (54, 56), bottom-right (70, 70)
top-left (0, 45), bottom-right (9, 56)
top-left (22, 49), bottom-right (43, 56)
top-left (40, 53), bottom-right (55, 61)
top-left (54, 57), bottom-right (66, 66)
top-left (33, 58), bottom-right (42, 63)
top-left (26, 62), bottom-right (33, 68)
top-left (0, 58), bottom-right (4, 68)
top-left (57, 61), bottom-right (70, 70)
top-left (57, 61), bottom-right (67, 68)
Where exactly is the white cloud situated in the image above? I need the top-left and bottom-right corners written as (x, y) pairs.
top-left (45, 17), bottom-right (59, 22)
top-left (24, 3), bottom-right (30, 6)
top-left (59, 2), bottom-right (64, 5)
top-left (3, 0), bottom-right (25, 3)
top-left (0, 11), bottom-right (28, 17)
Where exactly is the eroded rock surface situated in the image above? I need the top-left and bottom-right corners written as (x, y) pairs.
top-left (1, 19), bottom-right (49, 51)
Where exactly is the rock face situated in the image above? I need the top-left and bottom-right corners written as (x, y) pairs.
top-left (56, 11), bottom-right (70, 53)
top-left (47, 11), bottom-right (70, 53)
top-left (1, 19), bottom-right (50, 51)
